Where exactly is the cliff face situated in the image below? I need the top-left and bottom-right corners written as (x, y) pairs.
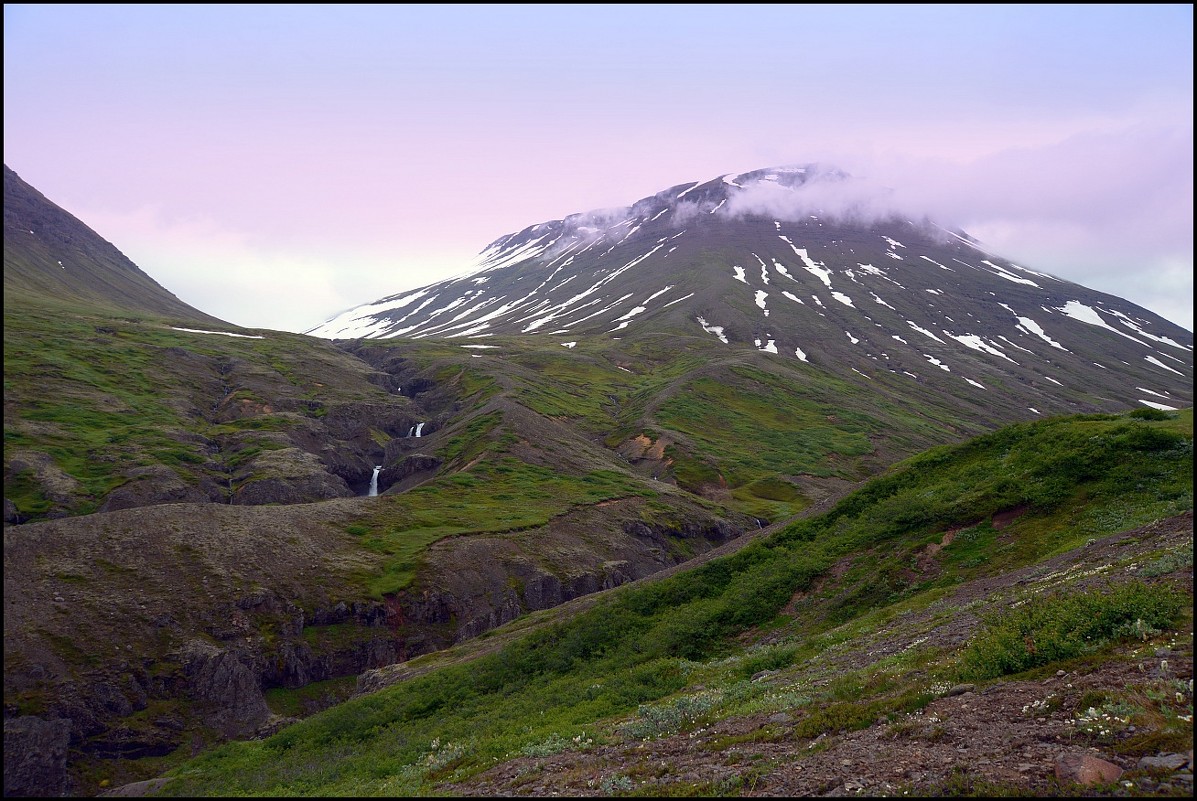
top-left (1, 492), bottom-right (745, 796)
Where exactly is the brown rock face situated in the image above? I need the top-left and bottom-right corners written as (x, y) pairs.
top-left (1054, 752), bottom-right (1123, 786)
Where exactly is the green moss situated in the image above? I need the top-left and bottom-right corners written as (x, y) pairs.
top-left (264, 676), bottom-right (360, 719)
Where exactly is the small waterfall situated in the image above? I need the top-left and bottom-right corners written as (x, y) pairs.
top-left (408, 426), bottom-right (414, 437)
top-left (368, 465), bottom-right (381, 497)
top-left (415, 422), bottom-right (425, 437)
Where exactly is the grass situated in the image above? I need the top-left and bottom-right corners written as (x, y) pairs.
top-left (341, 457), bottom-right (653, 597)
top-left (154, 408), bottom-right (1193, 797)
top-left (3, 301), bottom-right (401, 519)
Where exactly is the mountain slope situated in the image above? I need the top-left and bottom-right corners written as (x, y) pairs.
top-left (3, 164), bottom-right (226, 324)
top-left (114, 408), bottom-right (1196, 798)
top-left (308, 165), bottom-right (1193, 416)
top-left (4, 165), bottom-right (1192, 797)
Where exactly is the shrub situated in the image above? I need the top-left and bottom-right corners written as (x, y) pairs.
top-left (619, 690), bottom-right (723, 741)
top-left (1128, 407), bottom-right (1173, 421)
top-left (960, 582), bottom-right (1185, 680)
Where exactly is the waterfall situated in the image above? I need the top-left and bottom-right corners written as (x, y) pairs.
top-left (368, 465), bottom-right (381, 497)
top-left (408, 426), bottom-right (414, 437)
top-left (415, 422), bottom-right (425, 437)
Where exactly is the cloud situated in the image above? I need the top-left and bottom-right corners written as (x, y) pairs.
top-left (719, 166), bottom-right (920, 228)
top-left (67, 204), bottom-right (467, 333)
top-left (709, 124), bottom-right (1193, 329)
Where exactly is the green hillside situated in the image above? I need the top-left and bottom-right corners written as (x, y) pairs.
top-left (149, 409), bottom-right (1193, 797)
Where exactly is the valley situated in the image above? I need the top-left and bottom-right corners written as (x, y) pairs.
top-left (3, 163), bottom-right (1192, 796)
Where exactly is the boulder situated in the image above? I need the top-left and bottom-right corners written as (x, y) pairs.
top-left (1055, 752), bottom-right (1123, 786)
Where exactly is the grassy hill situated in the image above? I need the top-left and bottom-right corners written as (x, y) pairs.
top-left (136, 408), bottom-right (1193, 797)
top-left (5, 161), bottom-right (1193, 798)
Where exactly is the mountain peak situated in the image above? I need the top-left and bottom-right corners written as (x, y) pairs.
top-left (305, 166), bottom-right (1192, 417)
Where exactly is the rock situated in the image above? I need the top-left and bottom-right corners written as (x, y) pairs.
top-left (1055, 752), bottom-right (1123, 786)
top-left (98, 465), bottom-right (210, 512)
top-left (3, 716), bottom-right (73, 797)
top-left (4, 496), bottom-right (22, 524)
top-left (178, 641), bottom-right (270, 738)
top-left (1139, 753), bottom-right (1189, 771)
top-left (253, 715), bottom-right (301, 739)
top-left (382, 452), bottom-right (442, 483)
top-left (946, 683), bottom-right (975, 696)
top-left (230, 448), bottom-right (354, 505)
top-left (768, 712), bottom-right (793, 724)
top-left (98, 777), bottom-right (172, 796)
top-left (232, 474), bottom-right (354, 505)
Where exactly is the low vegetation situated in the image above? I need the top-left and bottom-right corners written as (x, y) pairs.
top-left (154, 408), bottom-right (1192, 796)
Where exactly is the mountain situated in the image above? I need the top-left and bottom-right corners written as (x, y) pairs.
top-left (3, 165), bottom-right (1193, 797)
top-left (309, 165), bottom-right (1193, 416)
top-left (3, 165), bottom-right (227, 324)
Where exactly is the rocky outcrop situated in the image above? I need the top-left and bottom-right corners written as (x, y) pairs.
top-left (386, 500), bottom-right (744, 657)
top-left (98, 465), bottom-right (212, 512)
top-left (98, 777), bottom-right (172, 797)
top-left (319, 402), bottom-right (411, 441)
top-left (178, 641), bottom-right (270, 739)
top-left (380, 453), bottom-right (442, 494)
top-left (253, 597), bottom-right (398, 688)
top-left (231, 448), bottom-right (354, 505)
top-left (3, 715), bottom-right (73, 797)
top-left (231, 474), bottom-right (354, 505)
top-left (3, 467), bottom-right (748, 795)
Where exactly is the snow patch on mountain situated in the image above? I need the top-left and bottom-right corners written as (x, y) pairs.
top-left (172, 327), bottom-right (264, 339)
top-left (831, 291), bottom-right (855, 308)
top-left (1145, 355), bottom-right (1185, 375)
top-left (697, 316), bottom-right (728, 344)
top-left (1056, 301), bottom-right (1149, 346)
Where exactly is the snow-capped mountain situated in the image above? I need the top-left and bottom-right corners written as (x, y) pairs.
top-left (307, 166), bottom-right (1193, 413)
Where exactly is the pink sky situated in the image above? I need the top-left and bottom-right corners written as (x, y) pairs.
top-left (4, 4), bottom-right (1192, 332)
